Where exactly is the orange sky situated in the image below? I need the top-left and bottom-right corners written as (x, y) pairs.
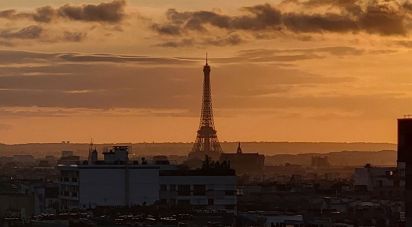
top-left (0, 0), bottom-right (411, 143)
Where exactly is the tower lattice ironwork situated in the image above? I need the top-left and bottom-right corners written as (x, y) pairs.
top-left (189, 55), bottom-right (223, 160)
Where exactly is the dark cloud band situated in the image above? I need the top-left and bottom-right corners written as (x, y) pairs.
top-left (152, 0), bottom-right (412, 38)
top-left (0, 0), bottom-right (126, 23)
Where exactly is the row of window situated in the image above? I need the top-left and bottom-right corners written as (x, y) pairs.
top-left (60, 177), bottom-right (78, 183)
top-left (160, 198), bottom-right (214, 205)
top-left (159, 199), bottom-right (235, 209)
top-left (160, 184), bottom-right (235, 196)
top-left (61, 191), bottom-right (78, 197)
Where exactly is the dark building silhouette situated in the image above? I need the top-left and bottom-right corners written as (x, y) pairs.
top-left (219, 143), bottom-right (265, 175)
top-left (311, 156), bottom-right (330, 168)
top-left (189, 55), bottom-right (223, 161)
top-left (398, 118), bottom-right (412, 226)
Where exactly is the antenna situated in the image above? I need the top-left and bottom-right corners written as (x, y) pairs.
top-left (206, 52), bottom-right (208, 65)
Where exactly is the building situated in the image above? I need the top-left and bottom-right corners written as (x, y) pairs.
top-left (219, 143), bottom-right (265, 175)
top-left (311, 156), bottom-right (330, 168)
top-left (353, 164), bottom-right (403, 198)
top-left (0, 193), bottom-right (34, 222)
top-left (159, 158), bottom-right (237, 213)
top-left (13, 155), bottom-right (35, 165)
top-left (58, 150), bottom-right (80, 165)
top-left (398, 117), bottom-right (412, 226)
top-left (58, 146), bottom-right (237, 213)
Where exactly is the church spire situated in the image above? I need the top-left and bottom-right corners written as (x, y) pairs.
top-left (237, 142), bottom-right (243, 154)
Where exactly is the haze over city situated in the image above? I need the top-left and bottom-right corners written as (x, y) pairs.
top-left (1, 0), bottom-right (412, 144)
top-left (3, 1), bottom-right (412, 227)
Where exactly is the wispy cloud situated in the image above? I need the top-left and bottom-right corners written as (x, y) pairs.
top-left (0, 0), bottom-right (126, 24)
top-left (0, 49), bottom-right (357, 113)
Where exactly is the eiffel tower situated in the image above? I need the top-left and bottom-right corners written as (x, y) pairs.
top-left (188, 54), bottom-right (223, 160)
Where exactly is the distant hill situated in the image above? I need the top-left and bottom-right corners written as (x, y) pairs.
top-left (0, 142), bottom-right (396, 159)
top-left (265, 150), bottom-right (396, 167)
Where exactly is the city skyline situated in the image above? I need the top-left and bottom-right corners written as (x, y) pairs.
top-left (1, 0), bottom-right (412, 143)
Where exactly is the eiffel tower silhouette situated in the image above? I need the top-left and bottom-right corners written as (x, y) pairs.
top-left (189, 54), bottom-right (223, 160)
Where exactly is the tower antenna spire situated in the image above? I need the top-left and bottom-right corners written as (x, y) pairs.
top-left (206, 52), bottom-right (208, 65)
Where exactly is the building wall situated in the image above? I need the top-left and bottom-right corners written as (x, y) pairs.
top-left (159, 175), bottom-right (237, 212)
top-left (354, 168), bottom-right (372, 190)
top-left (354, 166), bottom-right (402, 197)
top-left (79, 168), bottom-right (126, 208)
top-left (354, 167), bottom-right (394, 190)
top-left (59, 164), bottom-right (236, 212)
top-left (220, 153), bottom-right (264, 175)
top-left (0, 193), bottom-right (34, 219)
top-left (60, 165), bottom-right (162, 209)
top-left (398, 118), bottom-right (412, 226)
top-left (59, 169), bottom-right (79, 210)
top-left (128, 168), bottom-right (160, 206)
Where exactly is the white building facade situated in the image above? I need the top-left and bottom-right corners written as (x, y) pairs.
top-left (59, 146), bottom-right (237, 213)
top-left (159, 170), bottom-right (237, 213)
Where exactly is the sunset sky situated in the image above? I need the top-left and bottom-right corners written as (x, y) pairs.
top-left (1, 0), bottom-right (412, 144)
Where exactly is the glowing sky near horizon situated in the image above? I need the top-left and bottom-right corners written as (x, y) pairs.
top-left (0, 0), bottom-right (412, 144)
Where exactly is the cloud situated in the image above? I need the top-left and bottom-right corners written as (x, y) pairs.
top-left (175, 46), bottom-right (386, 63)
top-left (152, 0), bottom-right (412, 43)
top-left (0, 0), bottom-right (126, 24)
top-left (0, 50), bottom-right (199, 68)
top-left (0, 46), bottom-right (369, 68)
top-left (56, 53), bottom-right (195, 64)
top-left (0, 25), bottom-right (43, 39)
top-left (0, 50), bottom-right (354, 113)
top-left (157, 34), bottom-right (244, 47)
top-left (282, 12), bottom-right (358, 33)
top-left (151, 23), bottom-right (181, 36)
top-left (157, 39), bottom-right (193, 48)
top-left (394, 40), bottom-right (412, 47)
top-left (33, 6), bottom-right (56, 23)
top-left (152, 4), bottom-right (282, 35)
top-left (58, 0), bottom-right (126, 23)
top-left (61, 31), bottom-right (87, 42)
top-left (0, 107), bottom-right (191, 118)
top-left (0, 1), bottom-right (126, 45)
top-left (0, 25), bottom-right (88, 45)
top-left (0, 123), bottom-right (11, 131)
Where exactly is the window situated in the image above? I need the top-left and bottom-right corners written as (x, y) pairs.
top-left (177, 185), bottom-right (190, 196)
top-left (225, 190), bottom-right (235, 196)
top-left (160, 184), bottom-right (167, 191)
top-left (177, 199), bottom-right (190, 205)
top-left (193, 185), bottom-right (206, 196)
top-left (170, 184), bottom-right (176, 191)
top-left (225, 205), bottom-right (235, 210)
